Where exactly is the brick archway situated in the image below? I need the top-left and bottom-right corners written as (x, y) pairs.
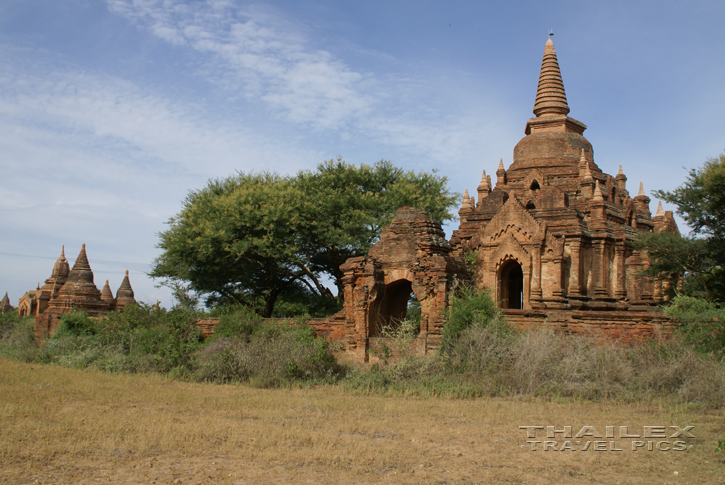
top-left (369, 278), bottom-right (414, 337)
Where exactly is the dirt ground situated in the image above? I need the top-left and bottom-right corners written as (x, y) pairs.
top-left (1, 357), bottom-right (723, 484)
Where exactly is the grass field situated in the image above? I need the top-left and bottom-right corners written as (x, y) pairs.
top-left (1, 357), bottom-right (724, 484)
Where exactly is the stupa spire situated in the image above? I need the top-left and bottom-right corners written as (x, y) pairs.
top-left (461, 189), bottom-right (472, 209)
top-left (67, 243), bottom-right (94, 284)
top-left (533, 38), bottom-right (570, 117)
top-left (638, 182), bottom-right (645, 197)
top-left (101, 280), bottom-right (115, 304)
top-left (655, 201), bottom-right (665, 217)
top-left (593, 179), bottom-right (604, 202)
top-left (115, 270), bottom-right (136, 309)
top-left (51, 245), bottom-right (70, 279)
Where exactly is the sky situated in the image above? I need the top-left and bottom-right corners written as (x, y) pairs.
top-left (1, 0), bottom-right (723, 308)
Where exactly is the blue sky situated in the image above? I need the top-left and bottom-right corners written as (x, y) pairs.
top-left (1, 0), bottom-right (723, 307)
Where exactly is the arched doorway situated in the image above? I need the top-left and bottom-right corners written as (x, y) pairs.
top-left (499, 260), bottom-right (524, 309)
top-left (370, 279), bottom-right (415, 337)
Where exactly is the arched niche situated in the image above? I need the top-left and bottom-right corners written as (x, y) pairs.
top-left (499, 259), bottom-right (524, 309)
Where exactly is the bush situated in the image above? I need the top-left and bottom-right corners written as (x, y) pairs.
top-left (210, 306), bottom-right (263, 341)
top-left (663, 295), bottom-right (725, 358)
top-left (441, 285), bottom-right (502, 352)
top-left (192, 319), bottom-right (340, 386)
top-left (0, 312), bottom-right (41, 362)
top-left (56, 311), bottom-right (96, 336)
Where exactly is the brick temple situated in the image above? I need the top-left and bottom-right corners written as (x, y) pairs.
top-left (16, 244), bottom-right (136, 340)
top-left (318, 38), bottom-right (679, 361)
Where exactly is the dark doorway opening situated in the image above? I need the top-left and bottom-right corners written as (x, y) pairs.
top-left (500, 260), bottom-right (524, 309)
top-left (371, 279), bottom-right (415, 336)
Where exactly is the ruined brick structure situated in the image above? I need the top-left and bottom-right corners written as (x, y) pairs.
top-left (17, 244), bottom-right (136, 340)
top-left (319, 38), bottom-right (678, 360)
top-left (450, 38), bottom-right (678, 313)
top-left (0, 292), bottom-right (13, 313)
top-left (191, 38), bottom-right (678, 358)
top-left (334, 207), bottom-right (467, 360)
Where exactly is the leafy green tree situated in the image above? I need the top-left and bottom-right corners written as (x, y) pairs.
top-left (636, 153), bottom-right (725, 300)
top-left (295, 158), bottom-right (458, 296)
top-left (151, 159), bottom-right (458, 316)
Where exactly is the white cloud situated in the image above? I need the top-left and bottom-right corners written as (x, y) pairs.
top-left (103, 0), bottom-right (515, 168)
top-left (106, 0), bottom-right (374, 129)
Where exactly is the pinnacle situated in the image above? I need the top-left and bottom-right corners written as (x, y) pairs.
top-left (101, 280), bottom-right (114, 301)
top-left (638, 182), bottom-right (645, 197)
top-left (593, 180), bottom-right (604, 201)
top-left (478, 170), bottom-right (490, 189)
top-left (497, 158), bottom-right (505, 172)
top-left (533, 37), bottom-right (570, 117)
top-left (617, 165), bottom-right (623, 176)
top-left (655, 201), bottom-right (664, 217)
top-left (116, 270), bottom-right (135, 303)
top-left (68, 243), bottom-right (94, 284)
top-left (462, 189), bottom-right (472, 209)
top-left (52, 245), bottom-right (70, 278)
top-left (581, 151), bottom-right (593, 181)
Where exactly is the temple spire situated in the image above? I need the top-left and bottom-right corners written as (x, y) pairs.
top-left (638, 182), bottom-right (645, 197)
top-left (593, 180), bottom-right (604, 202)
top-left (461, 189), bottom-right (472, 209)
top-left (533, 38), bottom-right (570, 117)
top-left (68, 243), bottom-right (94, 284)
top-left (655, 201), bottom-right (665, 217)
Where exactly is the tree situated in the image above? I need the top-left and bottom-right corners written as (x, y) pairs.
top-left (294, 158), bottom-right (457, 296)
top-left (151, 159), bottom-right (458, 316)
top-left (635, 153), bottom-right (725, 301)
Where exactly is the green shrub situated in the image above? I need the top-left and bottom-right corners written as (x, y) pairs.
top-left (193, 321), bottom-right (340, 386)
top-left (0, 312), bottom-right (41, 362)
top-left (663, 295), bottom-right (725, 358)
top-left (441, 285), bottom-right (505, 352)
top-left (211, 306), bottom-right (263, 341)
top-left (56, 311), bottom-right (96, 337)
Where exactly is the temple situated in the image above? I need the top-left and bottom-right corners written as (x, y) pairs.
top-left (316, 38), bottom-right (679, 361)
top-left (15, 244), bottom-right (136, 340)
top-left (450, 38), bottom-right (679, 312)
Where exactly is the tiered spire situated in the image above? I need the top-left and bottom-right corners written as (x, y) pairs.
top-left (533, 38), bottom-right (570, 117)
top-left (580, 149), bottom-right (593, 182)
top-left (461, 189), bottom-right (473, 209)
top-left (655, 201), bottom-right (665, 217)
top-left (478, 170), bottom-right (490, 191)
top-left (115, 270), bottom-right (136, 308)
top-left (67, 243), bottom-right (94, 284)
top-left (101, 280), bottom-right (115, 304)
top-left (496, 158), bottom-right (506, 186)
top-left (593, 180), bottom-right (604, 202)
top-left (51, 245), bottom-right (70, 279)
top-left (637, 182), bottom-right (645, 197)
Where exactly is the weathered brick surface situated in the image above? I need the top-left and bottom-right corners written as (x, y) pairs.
top-left (450, 38), bottom-right (678, 316)
top-left (24, 244), bottom-right (136, 342)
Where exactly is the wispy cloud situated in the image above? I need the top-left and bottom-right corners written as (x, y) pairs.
top-left (106, 0), bottom-right (374, 130)
top-left (104, 0), bottom-right (514, 164)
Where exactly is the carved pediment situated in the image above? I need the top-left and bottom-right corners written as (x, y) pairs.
top-left (475, 193), bottom-right (546, 247)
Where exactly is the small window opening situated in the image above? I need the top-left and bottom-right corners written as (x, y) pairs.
top-left (530, 180), bottom-right (540, 191)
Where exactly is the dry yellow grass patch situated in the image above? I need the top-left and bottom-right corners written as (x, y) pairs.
top-left (1, 356), bottom-right (723, 484)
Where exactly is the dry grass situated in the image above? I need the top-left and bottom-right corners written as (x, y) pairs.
top-left (1, 356), bottom-right (724, 484)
